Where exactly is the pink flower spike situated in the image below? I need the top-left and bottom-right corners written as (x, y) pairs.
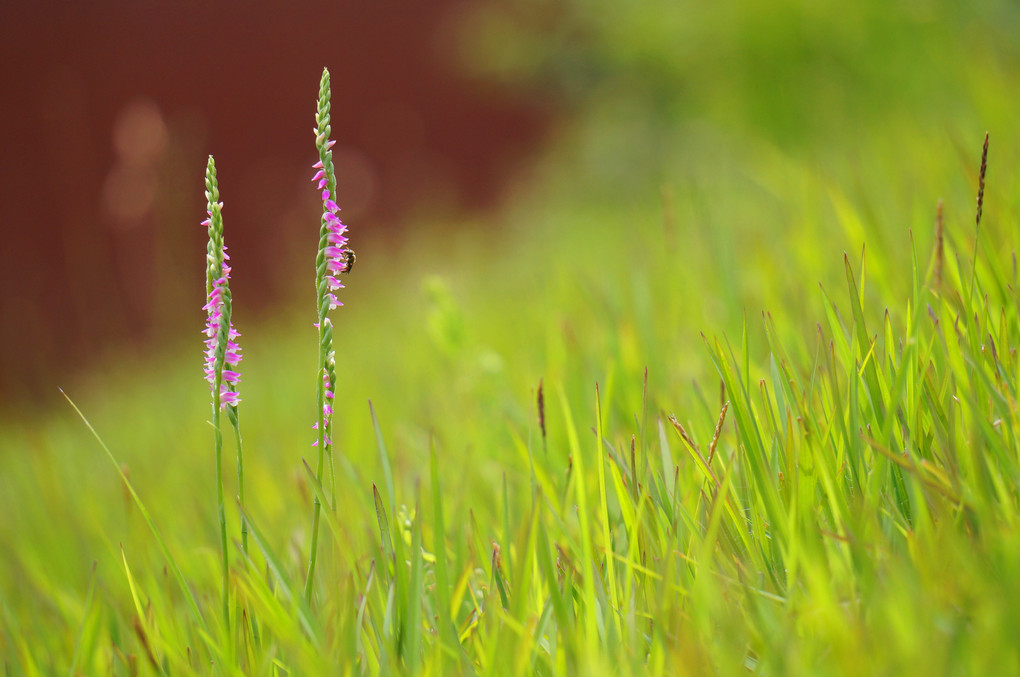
top-left (311, 72), bottom-right (353, 458)
top-left (201, 164), bottom-right (243, 411)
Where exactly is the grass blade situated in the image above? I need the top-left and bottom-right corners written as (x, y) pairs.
top-left (60, 389), bottom-right (209, 636)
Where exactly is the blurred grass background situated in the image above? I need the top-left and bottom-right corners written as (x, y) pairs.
top-left (4, 0), bottom-right (1020, 672)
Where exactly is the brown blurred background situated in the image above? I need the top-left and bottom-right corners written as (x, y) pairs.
top-left (0, 0), bottom-right (550, 410)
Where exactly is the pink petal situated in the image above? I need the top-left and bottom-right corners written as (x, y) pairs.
top-left (219, 389), bottom-right (241, 408)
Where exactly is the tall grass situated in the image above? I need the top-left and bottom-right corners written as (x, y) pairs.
top-left (3, 119), bottom-right (1020, 675)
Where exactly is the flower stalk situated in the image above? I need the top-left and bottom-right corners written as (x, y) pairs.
top-left (202, 155), bottom-right (244, 630)
top-left (305, 67), bottom-right (350, 603)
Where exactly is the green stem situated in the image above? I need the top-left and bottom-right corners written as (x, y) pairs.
top-left (212, 384), bottom-right (230, 632)
top-left (229, 407), bottom-right (247, 556)
top-left (328, 410), bottom-right (337, 516)
top-left (304, 325), bottom-right (327, 603)
top-left (228, 407), bottom-right (261, 648)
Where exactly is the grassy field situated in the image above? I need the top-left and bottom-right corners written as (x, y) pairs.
top-left (5, 129), bottom-right (1020, 674)
top-left (6, 2), bottom-right (1020, 675)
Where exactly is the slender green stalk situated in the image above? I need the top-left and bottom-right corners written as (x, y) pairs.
top-left (212, 389), bottom-right (229, 630)
top-left (305, 333), bottom-right (327, 603)
top-left (328, 390), bottom-right (338, 516)
top-left (306, 330), bottom-right (337, 603)
top-left (227, 404), bottom-right (259, 644)
top-left (227, 406), bottom-right (247, 555)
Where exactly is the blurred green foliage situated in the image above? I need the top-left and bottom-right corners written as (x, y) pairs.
top-left (457, 0), bottom-right (1020, 211)
top-left (459, 0), bottom-right (1020, 140)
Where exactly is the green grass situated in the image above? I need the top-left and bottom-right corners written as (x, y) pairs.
top-left (4, 127), bottom-right (1020, 675)
top-left (8, 3), bottom-right (1020, 673)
